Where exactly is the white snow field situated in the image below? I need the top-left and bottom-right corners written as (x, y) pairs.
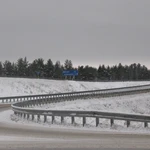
top-left (1, 77), bottom-right (150, 133)
top-left (0, 77), bottom-right (150, 97)
top-left (33, 93), bottom-right (150, 115)
top-left (19, 92), bottom-right (149, 133)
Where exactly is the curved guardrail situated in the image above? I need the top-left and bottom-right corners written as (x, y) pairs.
top-left (10, 84), bottom-right (150, 128)
top-left (1, 84), bottom-right (150, 103)
top-left (12, 105), bottom-right (150, 128)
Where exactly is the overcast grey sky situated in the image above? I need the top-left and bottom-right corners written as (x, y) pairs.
top-left (0, 0), bottom-right (150, 68)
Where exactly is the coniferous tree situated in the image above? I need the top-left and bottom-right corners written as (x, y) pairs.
top-left (78, 66), bottom-right (84, 80)
top-left (110, 65), bottom-right (116, 80)
top-left (136, 63), bottom-right (141, 80)
top-left (64, 59), bottom-right (73, 70)
top-left (97, 65), bottom-right (103, 80)
top-left (106, 66), bottom-right (111, 80)
top-left (77, 65), bottom-right (97, 81)
top-left (53, 61), bottom-right (62, 79)
top-left (101, 65), bottom-right (108, 80)
top-left (0, 57), bottom-right (150, 81)
top-left (0, 62), bottom-right (3, 76)
top-left (17, 57), bottom-right (28, 77)
top-left (117, 63), bottom-right (124, 80)
top-left (141, 65), bottom-right (149, 80)
top-left (11, 63), bottom-right (17, 76)
top-left (124, 65), bottom-right (129, 80)
top-left (129, 64), bottom-right (134, 80)
top-left (3, 60), bottom-right (13, 76)
top-left (31, 58), bottom-right (45, 78)
top-left (45, 59), bottom-right (54, 78)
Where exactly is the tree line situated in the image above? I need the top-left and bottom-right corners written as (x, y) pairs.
top-left (0, 57), bottom-right (150, 81)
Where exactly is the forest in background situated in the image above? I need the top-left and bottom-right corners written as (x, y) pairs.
top-left (0, 57), bottom-right (150, 81)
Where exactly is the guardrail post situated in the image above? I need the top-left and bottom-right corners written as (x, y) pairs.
top-left (110, 119), bottom-right (114, 127)
top-left (17, 112), bottom-right (20, 117)
top-left (71, 116), bottom-right (75, 124)
top-left (71, 95), bottom-right (74, 100)
top-left (72, 95), bottom-right (74, 100)
top-left (23, 113), bottom-right (26, 118)
top-left (44, 115), bottom-right (47, 123)
top-left (30, 101), bottom-right (33, 107)
top-left (32, 101), bottom-right (35, 106)
top-left (144, 122), bottom-right (148, 128)
top-left (38, 101), bottom-right (41, 106)
top-left (27, 114), bottom-right (29, 120)
top-left (96, 117), bottom-right (99, 127)
top-left (83, 117), bottom-right (86, 126)
top-left (61, 116), bottom-right (64, 124)
top-left (45, 99), bottom-right (48, 104)
top-left (127, 120), bottom-right (130, 127)
top-left (37, 115), bottom-right (40, 121)
top-left (32, 115), bottom-right (34, 121)
top-left (41, 100), bottom-right (44, 105)
top-left (52, 116), bottom-right (55, 124)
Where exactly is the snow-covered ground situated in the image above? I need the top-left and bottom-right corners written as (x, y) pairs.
top-left (0, 77), bottom-right (150, 97)
top-left (1, 108), bottom-right (150, 134)
top-left (5, 92), bottom-right (150, 133)
top-left (1, 77), bottom-right (150, 133)
top-left (32, 93), bottom-right (150, 115)
top-left (11, 92), bottom-right (147, 132)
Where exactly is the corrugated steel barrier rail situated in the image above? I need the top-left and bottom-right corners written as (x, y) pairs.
top-left (1, 84), bottom-right (150, 128)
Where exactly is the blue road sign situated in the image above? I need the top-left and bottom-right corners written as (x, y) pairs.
top-left (63, 70), bottom-right (78, 76)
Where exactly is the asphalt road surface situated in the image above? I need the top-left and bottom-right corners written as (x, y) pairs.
top-left (0, 104), bottom-right (150, 150)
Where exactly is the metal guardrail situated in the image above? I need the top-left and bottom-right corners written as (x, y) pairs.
top-left (10, 84), bottom-right (150, 128)
top-left (1, 84), bottom-right (150, 103)
top-left (12, 105), bottom-right (150, 127)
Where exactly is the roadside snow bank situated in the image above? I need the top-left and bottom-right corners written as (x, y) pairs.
top-left (0, 77), bottom-right (150, 97)
top-left (33, 93), bottom-right (150, 115)
top-left (1, 110), bottom-right (150, 134)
